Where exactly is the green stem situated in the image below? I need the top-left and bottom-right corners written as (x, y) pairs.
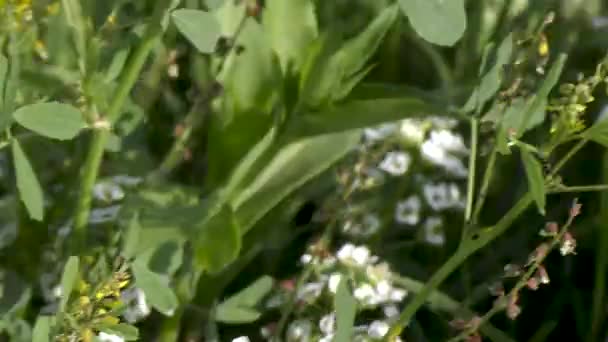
top-left (385, 192), bottom-right (534, 340)
top-left (71, 1), bottom-right (169, 252)
top-left (550, 139), bottom-right (587, 177)
top-left (464, 117), bottom-right (479, 227)
top-left (472, 147), bottom-right (497, 225)
top-left (548, 184), bottom-right (608, 193)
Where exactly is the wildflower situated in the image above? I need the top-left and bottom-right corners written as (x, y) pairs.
top-left (506, 293), bottom-right (521, 320)
top-left (287, 320), bottom-right (312, 341)
top-left (337, 244), bottom-right (371, 266)
top-left (423, 182), bottom-right (464, 211)
top-left (537, 265), bottom-right (550, 284)
top-left (121, 288), bottom-right (150, 323)
top-left (368, 320), bottom-right (390, 339)
top-left (421, 130), bottom-right (468, 178)
top-left (328, 273), bottom-right (342, 294)
top-left (383, 304), bottom-right (399, 318)
top-left (93, 182), bottom-right (125, 202)
top-left (300, 253), bottom-right (313, 265)
top-left (378, 151), bottom-right (411, 176)
top-left (424, 216), bottom-right (445, 246)
top-left (395, 196), bottom-right (421, 225)
top-left (319, 313), bottom-right (336, 335)
top-left (540, 222), bottom-right (559, 237)
top-left (560, 232), bottom-right (577, 256)
top-left (399, 119), bottom-right (425, 144)
top-left (570, 201), bottom-right (582, 217)
top-left (354, 283), bottom-right (376, 305)
top-left (232, 337), bottom-right (251, 342)
top-left (98, 332), bottom-right (124, 342)
top-left (296, 282), bottom-right (324, 302)
top-left (365, 262), bottom-right (391, 283)
top-left (526, 277), bottom-right (539, 290)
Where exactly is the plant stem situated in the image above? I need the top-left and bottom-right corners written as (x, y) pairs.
top-left (385, 192), bottom-right (534, 340)
top-left (464, 117), bottom-right (479, 227)
top-left (71, 1), bottom-right (169, 253)
top-left (548, 184), bottom-right (608, 193)
top-left (550, 139), bottom-right (587, 176)
top-left (472, 147), bottom-right (497, 225)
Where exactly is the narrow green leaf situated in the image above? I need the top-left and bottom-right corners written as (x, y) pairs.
top-left (215, 306), bottom-right (261, 324)
top-left (12, 140), bottom-right (44, 221)
top-left (0, 54), bottom-right (8, 111)
top-left (231, 130), bottom-right (360, 234)
top-left (263, 0), bottom-right (318, 71)
top-left (13, 102), bottom-right (86, 140)
top-left (288, 98), bottom-right (442, 138)
top-left (334, 277), bottom-right (356, 342)
top-left (59, 256), bottom-right (79, 312)
top-left (32, 316), bottom-right (51, 342)
top-left (132, 259), bottom-right (179, 315)
top-left (195, 205), bottom-right (241, 274)
top-left (122, 212), bottom-right (141, 260)
top-left (97, 324), bottom-right (139, 341)
top-left (172, 9), bottom-right (222, 54)
top-left (521, 149), bottom-right (546, 215)
top-left (399, 0), bottom-right (466, 46)
top-left (221, 275), bottom-right (273, 308)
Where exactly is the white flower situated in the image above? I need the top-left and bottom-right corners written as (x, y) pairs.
top-left (429, 130), bottom-right (468, 154)
top-left (399, 119), bottom-right (425, 144)
top-left (395, 196), bottom-right (421, 225)
top-left (231, 337), bottom-right (250, 342)
top-left (319, 313), bottom-right (336, 335)
top-left (366, 262), bottom-right (391, 283)
top-left (376, 280), bottom-right (392, 298)
top-left (364, 123), bottom-right (398, 142)
top-left (352, 246), bottom-right (371, 265)
top-left (328, 273), bottom-right (342, 294)
top-left (383, 305), bottom-right (399, 318)
top-left (424, 217), bottom-right (445, 246)
top-left (122, 288), bottom-right (151, 323)
top-left (98, 332), bottom-right (125, 342)
top-left (297, 282), bottom-right (324, 302)
top-left (287, 320), bottom-right (312, 341)
top-left (300, 253), bottom-right (313, 265)
top-left (423, 183), bottom-right (464, 211)
top-left (368, 320), bottom-right (390, 339)
top-left (354, 283), bottom-right (377, 305)
top-left (389, 288), bottom-right (407, 302)
top-left (93, 182), bottom-right (125, 202)
top-left (421, 131), bottom-right (468, 178)
top-left (379, 151), bottom-right (411, 176)
top-left (337, 243), bottom-right (355, 262)
top-left (337, 244), bottom-right (371, 266)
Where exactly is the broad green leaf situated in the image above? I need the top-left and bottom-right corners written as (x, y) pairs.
top-left (97, 324), bottom-right (139, 341)
top-left (216, 275), bottom-right (273, 324)
top-left (464, 34), bottom-right (513, 112)
top-left (172, 9), bottom-right (222, 54)
top-left (583, 117), bottom-right (608, 147)
top-left (231, 130), bottom-right (360, 234)
top-left (59, 256), bottom-right (79, 312)
top-left (287, 98), bottom-right (442, 138)
top-left (132, 259), bottom-right (179, 315)
top-left (12, 140), bottom-right (44, 221)
top-left (334, 277), bottom-right (356, 342)
top-left (263, 0), bottom-right (318, 71)
top-left (195, 205), bottom-right (241, 274)
top-left (32, 316), bottom-right (51, 342)
top-left (521, 148), bottom-right (546, 215)
top-left (13, 102), bottom-right (86, 140)
top-left (399, 0), bottom-right (466, 46)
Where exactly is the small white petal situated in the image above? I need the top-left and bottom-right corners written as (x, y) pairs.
top-left (368, 320), bottom-right (390, 339)
top-left (287, 320), bottom-right (312, 340)
top-left (328, 273), bottom-right (342, 294)
top-left (395, 196), bottom-right (421, 225)
top-left (354, 284), bottom-right (376, 304)
top-left (389, 288), bottom-right (407, 302)
top-left (352, 246), bottom-right (371, 266)
top-left (300, 254), bottom-right (313, 265)
top-left (98, 332), bottom-right (125, 342)
top-left (379, 152), bottom-right (411, 176)
top-left (384, 305), bottom-right (400, 318)
top-left (231, 337), bottom-right (251, 342)
top-left (337, 243), bottom-right (355, 262)
top-left (424, 217), bottom-right (445, 246)
top-left (319, 313), bottom-right (336, 335)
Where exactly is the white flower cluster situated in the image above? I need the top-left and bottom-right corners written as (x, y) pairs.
top-left (90, 174), bottom-right (143, 224)
top-left (279, 244), bottom-right (406, 341)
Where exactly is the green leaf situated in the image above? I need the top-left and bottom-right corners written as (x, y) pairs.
top-left (399, 0), bottom-right (466, 46)
top-left (195, 205), bottom-right (241, 274)
top-left (97, 324), bottom-right (139, 341)
top-left (216, 275), bottom-right (273, 324)
top-left (0, 53), bottom-right (8, 111)
top-left (464, 34), bottom-right (513, 112)
top-left (12, 140), bottom-right (44, 221)
top-left (32, 316), bottom-right (51, 342)
top-left (334, 276), bottom-right (356, 342)
top-left (172, 9), bottom-right (222, 54)
top-left (287, 97), bottom-right (442, 138)
top-left (59, 256), bottom-right (79, 312)
top-left (520, 148), bottom-right (546, 215)
top-left (263, 0), bottom-right (317, 71)
top-left (13, 102), bottom-right (86, 140)
top-left (132, 259), bottom-right (179, 315)
top-left (583, 117), bottom-right (608, 147)
top-left (231, 130), bottom-right (360, 234)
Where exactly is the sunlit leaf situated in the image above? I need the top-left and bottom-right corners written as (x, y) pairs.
top-left (13, 102), bottom-right (86, 140)
top-left (334, 276), bottom-right (356, 342)
top-left (172, 9), bottom-right (222, 54)
top-left (399, 0), bottom-right (466, 46)
top-left (216, 275), bottom-right (273, 324)
top-left (32, 316), bottom-right (51, 342)
top-left (12, 140), bottom-right (44, 221)
top-left (59, 256), bottom-right (79, 312)
top-left (195, 205), bottom-right (240, 274)
top-left (132, 259), bottom-right (179, 315)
